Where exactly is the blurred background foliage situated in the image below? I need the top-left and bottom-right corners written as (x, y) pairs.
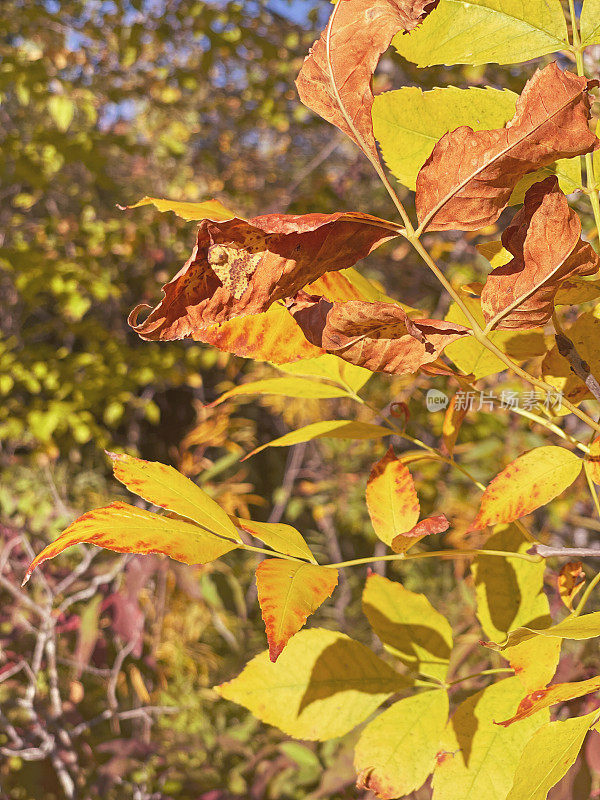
top-left (2, 1), bottom-right (600, 798)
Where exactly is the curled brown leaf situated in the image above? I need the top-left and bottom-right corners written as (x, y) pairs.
top-left (296, 0), bottom-right (437, 164)
top-left (481, 176), bottom-right (599, 330)
top-left (288, 293), bottom-right (468, 374)
top-left (416, 63), bottom-right (598, 232)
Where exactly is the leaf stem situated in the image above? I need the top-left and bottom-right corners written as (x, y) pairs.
top-left (238, 543), bottom-right (307, 562)
top-left (445, 667), bottom-right (514, 688)
top-left (325, 548), bottom-right (543, 570)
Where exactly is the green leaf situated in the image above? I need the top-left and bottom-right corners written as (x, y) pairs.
top-left (235, 517), bottom-right (316, 562)
top-left (362, 574), bottom-right (453, 681)
top-left (48, 95), bottom-right (75, 132)
top-left (581, 0), bottom-right (600, 46)
top-left (355, 689), bottom-right (449, 799)
top-left (490, 610), bottom-right (600, 651)
top-left (393, 0), bottom-right (569, 67)
top-left (445, 297), bottom-right (546, 379)
top-left (373, 87), bottom-right (517, 191)
top-left (472, 527), bottom-right (550, 642)
top-left (244, 420), bottom-right (390, 459)
top-left (506, 711), bottom-right (599, 800)
top-left (432, 678), bottom-right (549, 800)
top-left (216, 628), bottom-right (409, 741)
top-left (109, 453), bottom-right (241, 541)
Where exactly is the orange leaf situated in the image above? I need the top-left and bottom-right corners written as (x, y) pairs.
top-left (255, 559), bottom-right (338, 661)
top-left (469, 446), bottom-right (582, 531)
top-left (391, 514), bottom-right (450, 554)
top-left (129, 212), bottom-right (399, 340)
top-left (481, 177), bottom-right (599, 330)
top-left (558, 561), bottom-right (586, 611)
top-left (296, 0), bottom-right (436, 165)
top-left (288, 294), bottom-right (468, 375)
top-left (366, 448), bottom-right (420, 545)
top-left (23, 501), bottom-right (237, 585)
top-left (497, 675), bottom-right (600, 727)
top-left (416, 63), bottom-right (598, 232)
top-left (441, 393), bottom-right (468, 457)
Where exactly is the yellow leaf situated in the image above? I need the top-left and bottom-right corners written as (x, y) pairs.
top-left (432, 678), bottom-right (549, 800)
top-left (506, 711), bottom-right (599, 800)
top-left (498, 675), bottom-right (600, 726)
top-left (256, 559), bottom-right (338, 661)
top-left (366, 448), bottom-right (420, 546)
top-left (235, 518), bottom-right (315, 562)
top-left (542, 309), bottom-right (600, 406)
top-left (488, 610), bottom-right (600, 651)
top-left (472, 527), bottom-right (550, 642)
top-left (24, 501), bottom-right (237, 584)
top-left (122, 196), bottom-right (238, 221)
top-left (586, 436), bottom-right (600, 485)
top-left (216, 628), bottom-right (409, 741)
top-left (470, 447), bottom-right (582, 530)
top-left (244, 420), bottom-right (390, 459)
top-left (108, 453), bottom-right (241, 541)
top-left (355, 689), bottom-right (449, 799)
top-left (210, 376), bottom-right (349, 406)
top-left (362, 574), bottom-right (453, 681)
top-left (275, 353), bottom-right (371, 393)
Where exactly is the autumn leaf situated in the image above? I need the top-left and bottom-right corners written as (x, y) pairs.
top-left (243, 420), bottom-right (391, 459)
top-left (23, 501), bottom-right (238, 585)
top-left (487, 611), bottom-right (600, 652)
top-left (354, 689), bottom-right (449, 799)
top-left (366, 448), bottom-right (420, 545)
top-left (393, 0), bottom-right (569, 67)
top-left (210, 376), bottom-right (350, 406)
top-left (432, 678), bottom-right (549, 800)
top-left (256, 559), bottom-right (338, 661)
top-left (558, 562), bottom-right (586, 611)
top-left (108, 453), bottom-right (241, 541)
top-left (506, 711), bottom-right (600, 800)
top-left (216, 628), bottom-right (409, 740)
top-left (441, 393), bottom-right (468, 457)
top-left (362, 574), bottom-right (453, 681)
top-left (415, 63), bottom-right (598, 232)
top-left (469, 446), bottom-right (582, 531)
top-left (234, 518), bottom-right (315, 562)
top-left (129, 212), bottom-right (399, 340)
top-left (587, 436), bottom-right (600, 485)
top-left (121, 196), bottom-right (238, 222)
top-left (391, 515), bottom-right (449, 554)
top-left (481, 177), bottom-right (599, 330)
top-left (497, 675), bottom-right (600, 726)
top-left (288, 294), bottom-right (468, 375)
top-left (296, 0), bottom-right (436, 165)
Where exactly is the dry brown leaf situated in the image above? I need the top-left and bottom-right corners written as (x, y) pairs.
top-left (481, 177), bottom-right (599, 330)
top-left (129, 212), bottom-right (399, 341)
top-left (416, 63), bottom-right (598, 232)
top-left (288, 293), bottom-right (468, 374)
top-left (296, 0), bottom-right (437, 165)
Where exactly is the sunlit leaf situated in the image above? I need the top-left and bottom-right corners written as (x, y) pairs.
top-left (415, 64), bottom-right (597, 232)
top-left (506, 711), bottom-right (599, 800)
top-left (108, 453), bottom-right (240, 541)
top-left (362, 573), bottom-right (453, 681)
top-left (432, 678), bottom-right (549, 800)
top-left (581, 0), bottom-right (600, 46)
top-left (235, 518), bottom-right (315, 562)
top-left (121, 196), bottom-right (238, 222)
top-left (488, 610), bottom-right (600, 651)
top-left (256, 559), bottom-right (338, 661)
top-left (24, 501), bottom-right (237, 584)
top-left (243, 420), bottom-right (391, 459)
top-left (498, 675), bottom-right (600, 726)
top-left (469, 447), bottom-right (582, 531)
top-left (394, 0), bottom-right (568, 67)
top-left (210, 376), bottom-right (350, 405)
top-left (558, 561), bottom-right (586, 611)
top-left (216, 628), bottom-right (409, 740)
top-left (366, 447), bottom-right (420, 545)
top-left (355, 689), bottom-right (449, 798)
